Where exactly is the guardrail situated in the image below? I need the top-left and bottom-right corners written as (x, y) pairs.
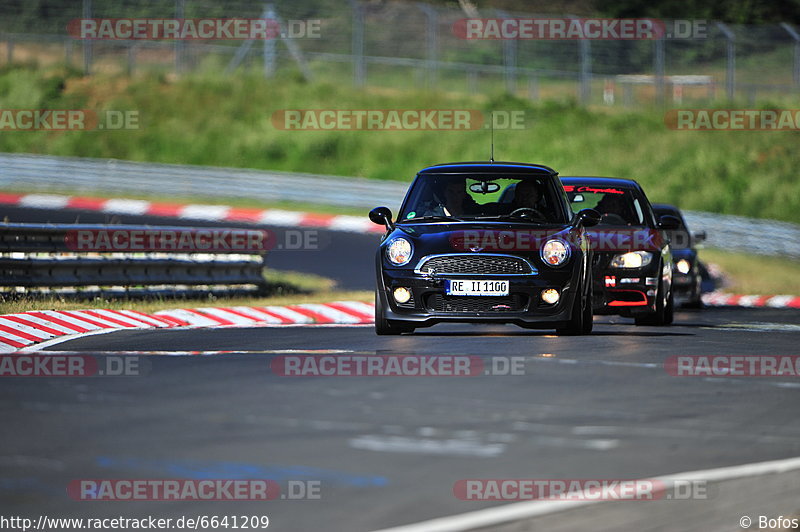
top-left (0, 223), bottom-right (269, 295)
top-left (1, 153), bottom-right (799, 258)
top-left (0, 153), bottom-right (409, 209)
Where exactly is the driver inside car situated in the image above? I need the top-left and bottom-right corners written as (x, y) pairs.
top-left (420, 180), bottom-right (480, 217)
top-left (507, 179), bottom-right (548, 219)
top-left (595, 193), bottom-right (632, 225)
top-left (511, 180), bottom-right (542, 209)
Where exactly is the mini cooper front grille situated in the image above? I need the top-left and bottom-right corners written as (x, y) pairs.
top-left (417, 255), bottom-right (532, 275)
top-left (426, 294), bottom-right (526, 313)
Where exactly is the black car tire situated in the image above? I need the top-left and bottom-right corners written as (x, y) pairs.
top-left (663, 286), bottom-right (674, 325)
top-left (683, 273), bottom-right (704, 308)
top-left (557, 276), bottom-right (591, 336)
top-left (375, 292), bottom-right (414, 335)
top-left (635, 275), bottom-right (672, 326)
top-left (581, 280), bottom-right (594, 334)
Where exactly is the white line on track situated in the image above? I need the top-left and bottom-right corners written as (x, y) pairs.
top-left (370, 455), bottom-right (800, 532)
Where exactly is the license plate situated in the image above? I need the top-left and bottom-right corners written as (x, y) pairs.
top-left (445, 279), bottom-right (509, 296)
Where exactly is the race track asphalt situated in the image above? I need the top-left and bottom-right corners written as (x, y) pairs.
top-left (2, 204), bottom-right (799, 531)
top-left (1, 307), bottom-right (798, 531)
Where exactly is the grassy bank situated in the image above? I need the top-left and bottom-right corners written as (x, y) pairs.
top-left (1, 63), bottom-right (800, 224)
top-left (701, 248), bottom-right (800, 295)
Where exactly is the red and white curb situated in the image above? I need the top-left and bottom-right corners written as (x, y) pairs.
top-left (701, 292), bottom-right (800, 308)
top-left (0, 192), bottom-right (383, 234)
top-left (0, 301), bottom-right (375, 353)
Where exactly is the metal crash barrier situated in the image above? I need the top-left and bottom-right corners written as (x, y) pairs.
top-left (0, 223), bottom-right (271, 296)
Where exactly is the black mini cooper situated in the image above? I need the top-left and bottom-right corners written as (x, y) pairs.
top-left (368, 162), bottom-right (600, 335)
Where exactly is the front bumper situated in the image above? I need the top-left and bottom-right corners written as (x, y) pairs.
top-left (378, 268), bottom-right (580, 328)
top-left (591, 258), bottom-right (661, 317)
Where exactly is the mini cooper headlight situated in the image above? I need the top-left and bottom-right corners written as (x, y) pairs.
top-left (610, 251), bottom-right (653, 268)
top-left (676, 259), bottom-right (691, 274)
top-left (386, 237), bottom-right (413, 266)
top-left (541, 239), bottom-right (570, 266)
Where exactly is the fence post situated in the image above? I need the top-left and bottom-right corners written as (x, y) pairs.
top-left (654, 35), bottom-right (665, 105)
top-left (175, 0), bottom-right (185, 74)
top-left (622, 83), bottom-right (633, 107)
top-left (780, 23), bottom-right (800, 88)
top-left (417, 3), bottom-right (438, 90)
top-left (467, 68), bottom-right (477, 93)
top-left (83, 0), bottom-right (92, 75)
top-left (126, 42), bottom-right (135, 76)
top-left (716, 22), bottom-right (735, 100)
top-left (497, 10), bottom-right (517, 94)
top-left (528, 75), bottom-right (539, 101)
top-left (65, 37), bottom-right (73, 66)
top-left (350, 0), bottom-right (365, 87)
top-left (263, 3), bottom-right (277, 77)
top-left (579, 38), bottom-right (591, 104)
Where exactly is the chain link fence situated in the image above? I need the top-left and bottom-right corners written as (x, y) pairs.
top-left (0, 0), bottom-right (799, 106)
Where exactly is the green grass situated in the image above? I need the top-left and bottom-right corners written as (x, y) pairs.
top-left (1, 63), bottom-right (800, 224)
top-left (700, 248), bottom-right (800, 295)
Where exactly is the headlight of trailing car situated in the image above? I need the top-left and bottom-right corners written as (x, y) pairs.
top-left (676, 259), bottom-right (691, 274)
top-left (610, 251), bottom-right (653, 268)
top-left (541, 239), bottom-right (570, 266)
top-left (386, 237), bottom-right (413, 266)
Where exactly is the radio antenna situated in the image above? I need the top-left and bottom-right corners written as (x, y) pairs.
top-left (490, 111), bottom-right (494, 163)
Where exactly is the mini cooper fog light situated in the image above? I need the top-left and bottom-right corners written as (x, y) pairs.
top-left (393, 287), bottom-right (412, 304)
top-left (676, 259), bottom-right (691, 274)
top-left (541, 288), bottom-right (560, 305)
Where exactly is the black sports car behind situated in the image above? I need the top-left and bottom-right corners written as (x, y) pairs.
top-left (562, 177), bottom-right (680, 326)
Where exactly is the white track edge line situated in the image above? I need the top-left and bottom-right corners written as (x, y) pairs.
top-left (370, 455), bottom-right (800, 532)
top-left (19, 329), bottom-right (125, 352)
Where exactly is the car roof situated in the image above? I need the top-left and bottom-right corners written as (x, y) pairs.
top-left (560, 176), bottom-right (642, 189)
top-left (418, 162), bottom-right (557, 176)
top-left (651, 203), bottom-right (681, 215)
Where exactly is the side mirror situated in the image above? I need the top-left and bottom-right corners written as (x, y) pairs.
top-left (692, 230), bottom-right (706, 243)
top-left (576, 208), bottom-right (601, 227)
top-left (369, 206), bottom-right (394, 230)
top-left (658, 215), bottom-right (681, 230)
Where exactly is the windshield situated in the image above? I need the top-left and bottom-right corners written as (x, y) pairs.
top-left (398, 174), bottom-right (568, 224)
top-left (565, 185), bottom-right (646, 226)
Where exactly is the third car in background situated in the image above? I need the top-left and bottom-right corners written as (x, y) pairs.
top-left (652, 203), bottom-right (706, 308)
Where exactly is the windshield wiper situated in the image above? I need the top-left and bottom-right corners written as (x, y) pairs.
top-left (401, 215), bottom-right (463, 223)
